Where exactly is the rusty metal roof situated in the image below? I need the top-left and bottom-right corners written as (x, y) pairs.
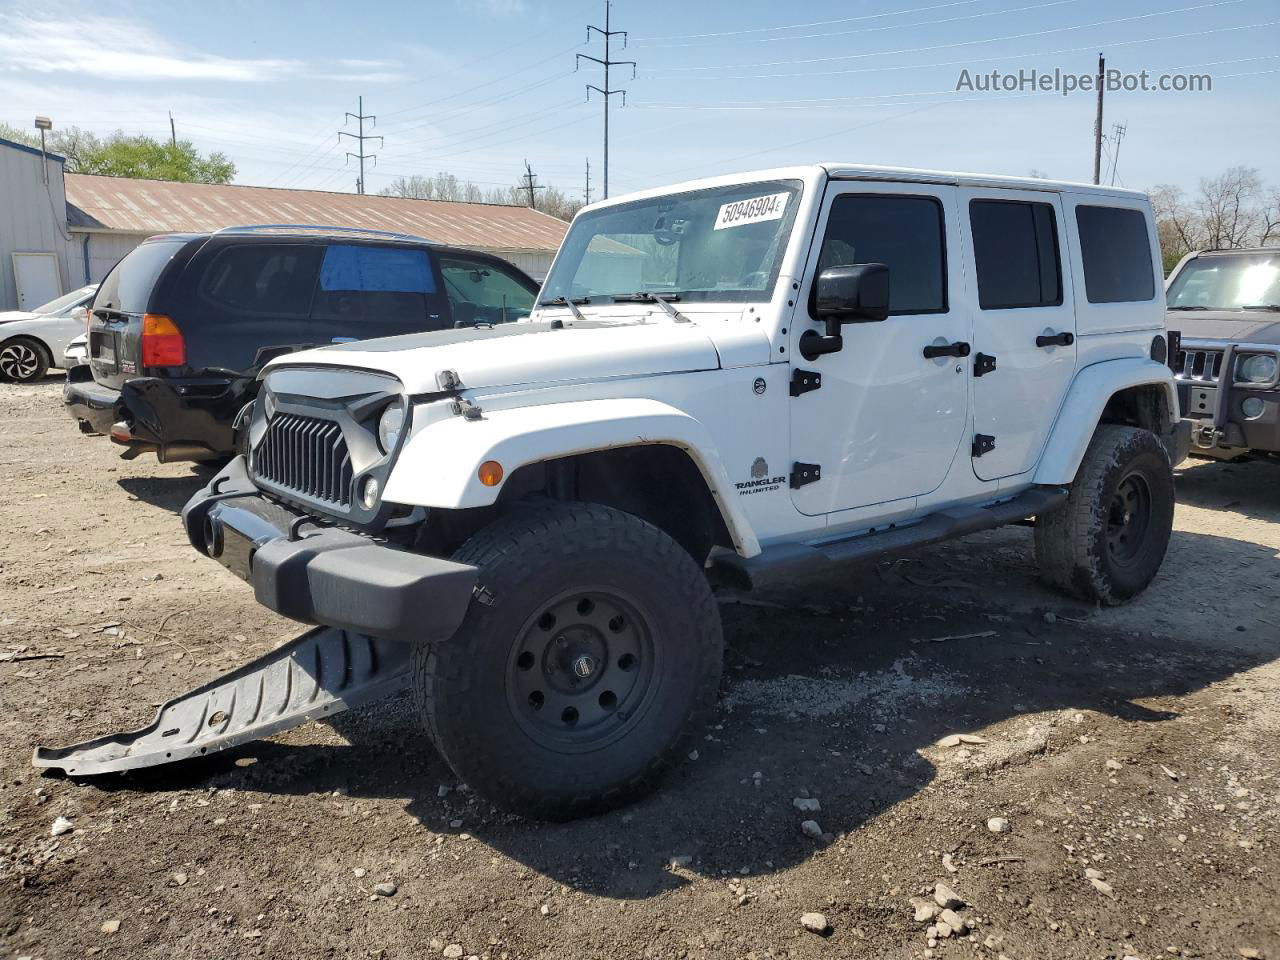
top-left (63, 174), bottom-right (568, 252)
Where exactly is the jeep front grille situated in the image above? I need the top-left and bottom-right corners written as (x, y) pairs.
top-left (255, 413), bottom-right (353, 507)
top-left (1174, 348), bottom-right (1224, 383)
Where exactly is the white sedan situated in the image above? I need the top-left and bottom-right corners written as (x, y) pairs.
top-left (0, 285), bottom-right (97, 383)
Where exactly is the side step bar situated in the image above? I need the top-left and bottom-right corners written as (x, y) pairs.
top-left (714, 486), bottom-right (1069, 590)
top-left (33, 627), bottom-right (412, 777)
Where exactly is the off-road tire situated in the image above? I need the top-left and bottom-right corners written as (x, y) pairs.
top-left (1035, 424), bottom-right (1174, 604)
top-left (412, 501), bottom-right (723, 820)
top-left (0, 337), bottom-right (51, 383)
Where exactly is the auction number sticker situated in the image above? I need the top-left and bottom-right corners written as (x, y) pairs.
top-left (714, 192), bottom-right (790, 230)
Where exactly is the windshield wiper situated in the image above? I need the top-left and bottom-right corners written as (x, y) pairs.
top-left (538, 296), bottom-right (589, 328)
top-left (611, 292), bottom-right (689, 323)
top-left (1168, 305), bottom-right (1210, 311)
top-left (1240, 304), bottom-right (1280, 311)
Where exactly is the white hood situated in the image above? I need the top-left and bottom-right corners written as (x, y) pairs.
top-left (266, 319), bottom-right (725, 394)
top-left (0, 311), bottom-right (42, 324)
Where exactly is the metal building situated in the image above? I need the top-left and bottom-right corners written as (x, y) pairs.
top-left (0, 135), bottom-right (568, 311)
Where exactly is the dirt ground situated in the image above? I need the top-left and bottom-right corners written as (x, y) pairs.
top-left (1, 378), bottom-right (1277, 960)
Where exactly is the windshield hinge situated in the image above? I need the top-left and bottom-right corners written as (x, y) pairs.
top-left (972, 434), bottom-right (996, 458)
top-left (789, 369), bottom-right (822, 397)
top-left (789, 462), bottom-right (822, 488)
top-left (974, 353), bottom-right (997, 378)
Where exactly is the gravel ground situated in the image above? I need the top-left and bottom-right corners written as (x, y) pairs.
top-left (1, 379), bottom-right (1277, 960)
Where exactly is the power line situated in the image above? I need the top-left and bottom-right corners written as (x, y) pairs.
top-left (577, 1), bottom-right (635, 200)
top-left (339, 96), bottom-right (382, 195)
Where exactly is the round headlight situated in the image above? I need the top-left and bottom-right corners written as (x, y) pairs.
top-left (377, 404), bottom-right (405, 453)
top-left (1242, 396), bottom-right (1266, 420)
top-left (261, 389), bottom-right (277, 421)
top-left (360, 475), bottom-right (380, 510)
top-left (1239, 354), bottom-right (1278, 384)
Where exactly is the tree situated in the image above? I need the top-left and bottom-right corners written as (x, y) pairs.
top-left (379, 170), bottom-right (583, 221)
top-left (0, 123), bottom-right (234, 183)
top-left (1149, 166), bottom-right (1279, 274)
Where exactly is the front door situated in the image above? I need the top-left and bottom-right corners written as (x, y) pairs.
top-left (959, 189), bottom-right (1077, 480)
top-left (13, 252), bottom-right (61, 310)
top-left (788, 182), bottom-right (971, 516)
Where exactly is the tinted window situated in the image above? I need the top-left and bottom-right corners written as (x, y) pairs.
top-left (816, 195), bottom-right (946, 314)
top-left (196, 244), bottom-right (322, 317)
top-left (1075, 205), bottom-right (1155, 303)
top-left (439, 256), bottom-right (536, 326)
top-left (311, 244), bottom-right (445, 327)
top-left (96, 239), bottom-right (187, 314)
top-left (970, 200), bottom-right (1061, 309)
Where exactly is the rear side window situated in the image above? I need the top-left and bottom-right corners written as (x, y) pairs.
top-left (815, 194), bottom-right (947, 314)
top-left (196, 244), bottom-right (322, 316)
top-left (969, 200), bottom-right (1062, 309)
top-left (1075, 205), bottom-right (1155, 303)
top-left (96, 239), bottom-right (187, 314)
top-left (439, 256), bottom-right (536, 326)
top-left (311, 244), bottom-right (443, 326)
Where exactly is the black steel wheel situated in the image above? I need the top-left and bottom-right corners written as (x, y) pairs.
top-left (412, 501), bottom-right (723, 820)
top-left (1036, 424), bottom-right (1174, 604)
top-left (0, 338), bottom-right (50, 383)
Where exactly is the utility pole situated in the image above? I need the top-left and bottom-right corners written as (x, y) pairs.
top-left (584, 158), bottom-right (592, 205)
top-left (339, 96), bottom-right (382, 195)
top-left (577, 1), bottom-right (635, 200)
top-left (1092, 53), bottom-right (1105, 185)
top-left (169, 112), bottom-right (177, 147)
top-left (1108, 122), bottom-right (1127, 186)
top-left (521, 159), bottom-right (546, 209)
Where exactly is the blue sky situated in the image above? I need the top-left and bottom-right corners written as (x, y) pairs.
top-left (1, 0), bottom-right (1275, 200)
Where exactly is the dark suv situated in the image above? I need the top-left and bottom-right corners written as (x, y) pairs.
top-left (65, 226), bottom-right (540, 462)
top-left (1167, 248), bottom-right (1280, 462)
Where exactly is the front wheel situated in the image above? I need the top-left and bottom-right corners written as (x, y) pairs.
top-left (412, 502), bottom-right (723, 820)
top-left (1035, 424), bottom-right (1174, 604)
top-left (0, 337), bottom-right (51, 383)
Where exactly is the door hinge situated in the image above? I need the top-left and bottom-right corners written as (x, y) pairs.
top-left (973, 353), bottom-right (997, 377)
top-left (972, 434), bottom-right (996, 458)
top-left (790, 462), bottom-right (822, 488)
top-left (789, 369), bottom-right (822, 397)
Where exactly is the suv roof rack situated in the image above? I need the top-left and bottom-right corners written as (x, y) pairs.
top-left (210, 224), bottom-right (435, 245)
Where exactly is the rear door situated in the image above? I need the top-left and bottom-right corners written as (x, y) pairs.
top-left (89, 238), bottom-right (189, 388)
top-left (310, 243), bottom-right (449, 341)
top-left (960, 189), bottom-right (1076, 480)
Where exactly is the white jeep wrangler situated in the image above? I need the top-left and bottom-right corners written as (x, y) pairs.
top-left (37, 164), bottom-right (1189, 819)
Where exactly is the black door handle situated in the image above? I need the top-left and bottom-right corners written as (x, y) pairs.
top-left (1036, 331), bottom-right (1075, 348)
top-left (923, 341), bottom-right (971, 359)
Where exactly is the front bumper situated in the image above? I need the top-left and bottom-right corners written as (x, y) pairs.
top-left (1175, 369), bottom-right (1280, 460)
top-left (182, 457), bottom-right (478, 641)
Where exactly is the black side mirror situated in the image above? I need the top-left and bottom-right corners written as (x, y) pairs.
top-left (815, 263), bottom-right (890, 323)
top-left (801, 262), bottom-right (890, 361)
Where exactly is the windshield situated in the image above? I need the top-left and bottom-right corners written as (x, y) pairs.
top-left (541, 179), bottom-right (803, 304)
top-left (1167, 253), bottom-right (1280, 310)
top-left (33, 286), bottom-right (94, 315)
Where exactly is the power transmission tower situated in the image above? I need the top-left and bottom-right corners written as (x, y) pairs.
top-left (521, 159), bottom-right (546, 209)
top-left (339, 96), bottom-right (382, 195)
top-left (584, 158), bottom-right (592, 205)
top-left (1091, 52), bottom-right (1105, 185)
top-left (1108, 122), bottom-right (1127, 186)
top-left (577, 1), bottom-right (635, 200)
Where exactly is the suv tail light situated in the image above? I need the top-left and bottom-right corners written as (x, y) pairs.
top-left (142, 314), bottom-right (185, 367)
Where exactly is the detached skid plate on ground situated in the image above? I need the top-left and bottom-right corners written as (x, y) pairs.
top-left (33, 627), bottom-right (412, 776)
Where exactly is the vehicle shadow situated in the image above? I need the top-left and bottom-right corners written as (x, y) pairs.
top-left (1175, 458), bottom-right (1280, 524)
top-left (73, 524), bottom-right (1280, 901)
top-left (116, 467), bottom-right (215, 514)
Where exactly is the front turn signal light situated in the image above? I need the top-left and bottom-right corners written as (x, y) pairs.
top-left (478, 460), bottom-right (504, 487)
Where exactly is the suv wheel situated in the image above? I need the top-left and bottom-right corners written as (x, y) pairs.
top-left (412, 502), bottom-right (723, 820)
top-left (0, 337), bottom-right (51, 383)
top-left (1035, 424), bottom-right (1174, 604)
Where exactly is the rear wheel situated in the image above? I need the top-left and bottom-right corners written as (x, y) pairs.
top-left (1035, 424), bottom-right (1174, 604)
top-left (412, 501), bottom-right (723, 820)
top-left (0, 337), bottom-right (51, 383)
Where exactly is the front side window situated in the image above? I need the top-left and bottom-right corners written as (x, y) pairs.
top-left (1166, 253), bottom-right (1280, 310)
top-left (311, 244), bottom-right (443, 326)
top-left (970, 200), bottom-right (1062, 309)
top-left (541, 179), bottom-right (802, 304)
top-left (196, 244), bottom-right (322, 317)
top-left (1075, 205), bottom-right (1155, 303)
top-left (815, 194), bottom-right (947, 314)
top-left (438, 256), bottom-right (536, 326)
